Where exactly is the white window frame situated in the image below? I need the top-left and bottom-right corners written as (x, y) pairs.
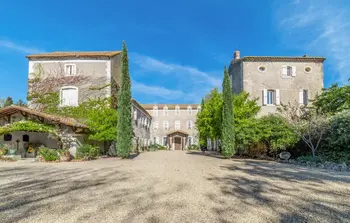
top-left (163, 136), bottom-right (168, 146)
top-left (163, 120), bottom-right (169, 130)
top-left (175, 105), bottom-right (180, 116)
top-left (153, 106), bottom-right (158, 117)
top-left (64, 64), bottom-right (76, 76)
top-left (188, 136), bottom-right (192, 146)
top-left (187, 120), bottom-right (193, 129)
top-left (133, 110), bottom-right (137, 121)
top-left (60, 86), bottom-right (79, 107)
top-left (197, 106), bottom-right (201, 113)
top-left (267, 89), bottom-right (275, 105)
top-left (175, 120), bottom-right (181, 130)
top-left (299, 89), bottom-right (308, 105)
top-left (153, 121), bottom-right (159, 130)
top-left (163, 106), bottom-right (168, 116)
top-left (282, 65), bottom-right (296, 77)
top-left (187, 106), bottom-right (192, 115)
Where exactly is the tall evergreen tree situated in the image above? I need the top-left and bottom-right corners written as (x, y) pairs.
top-left (116, 41), bottom-right (132, 158)
top-left (221, 67), bottom-right (235, 158)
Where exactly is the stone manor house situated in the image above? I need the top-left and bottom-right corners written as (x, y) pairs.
top-left (0, 49), bottom-right (325, 157)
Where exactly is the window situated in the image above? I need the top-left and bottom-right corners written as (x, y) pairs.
top-left (187, 106), bottom-right (192, 115)
top-left (133, 110), bottom-right (137, 121)
top-left (155, 137), bottom-right (160, 144)
top-left (153, 106), bottom-right (158, 116)
top-left (60, 87), bottom-right (78, 106)
top-left (197, 106), bottom-right (201, 113)
top-left (163, 106), bottom-right (168, 116)
top-left (64, 64), bottom-right (76, 76)
top-left (188, 136), bottom-right (192, 146)
top-left (4, 134), bottom-right (12, 141)
top-left (299, 89), bottom-right (309, 105)
top-left (163, 120), bottom-right (169, 130)
top-left (187, 120), bottom-right (193, 129)
top-left (287, 66), bottom-right (293, 76)
top-left (304, 66), bottom-right (312, 73)
top-left (163, 137), bottom-right (168, 146)
top-left (258, 65), bottom-right (266, 72)
top-left (175, 120), bottom-right (180, 130)
top-left (175, 105), bottom-right (180, 116)
top-left (23, 134), bottom-right (29, 142)
top-left (282, 66), bottom-right (296, 77)
top-left (153, 121), bottom-right (159, 130)
top-left (263, 89), bottom-right (280, 105)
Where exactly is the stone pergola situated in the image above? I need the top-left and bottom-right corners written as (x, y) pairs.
top-left (167, 130), bottom-right (189, 150)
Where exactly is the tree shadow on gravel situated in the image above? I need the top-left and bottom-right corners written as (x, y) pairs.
top-left (206, 159), bottom-right (350, 223)
top-left (186, 151), bottom-right (226, 159)
top-left (0, 163), bottom-right (189, 223)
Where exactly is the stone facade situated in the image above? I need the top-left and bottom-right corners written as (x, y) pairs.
top-left (27, 52), bottom-right (122, 106)
top-left (228, 51), bottom-right (326, 116)
top-left (131, 100), bottom-right (152, 151)
top-left (25, 51), bottom-right (151, 150)
top-left (142, 104), bottom-right (200, 150)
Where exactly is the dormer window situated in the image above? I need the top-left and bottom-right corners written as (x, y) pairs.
top-left (64, 64), bottom-right (76, 76)
top-left (175, 105), bottom-right (180, 116)
top-left (187, 106), bottom-right (192, 115)
top-left (163, 106), bottom-right (168, 116)
top-left (153, 105), bottom-right (158, 116)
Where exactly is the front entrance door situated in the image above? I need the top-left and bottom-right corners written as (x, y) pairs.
top-left (174, 137), bottom-right (182, 150)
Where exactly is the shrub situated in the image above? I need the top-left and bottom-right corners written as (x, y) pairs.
top-left (58, 149), bottom-right (72, 161)
top-left (188, 144), bottom-right (199, 151)
top-left (297, 155), bottom-right (322, 163)
top-left (38, 147), bottom-right (59, 161)
top-left (76, 144), bottom-right (100, 160)
top-left (0, 143), bottom-right (9, 156)
top-left (318, 112), bottom-right (350, 164)
top-left (245, 142), bottom-right (268, 158)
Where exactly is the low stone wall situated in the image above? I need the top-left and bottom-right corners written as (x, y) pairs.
top-left (280, 159), bottom-right (349, 172)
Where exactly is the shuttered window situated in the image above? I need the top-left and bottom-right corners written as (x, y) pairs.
top-left (60, 87), bottom-right (78, 106)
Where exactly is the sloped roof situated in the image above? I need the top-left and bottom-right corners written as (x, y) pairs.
top-left (0, 105), bottom-right (87, 128)
top-left (141, 104), bottom-right (200, 110)
top-left (26, 51), bottom-right (121, 59)
top-left (131, 99), bottom-right (151, 118)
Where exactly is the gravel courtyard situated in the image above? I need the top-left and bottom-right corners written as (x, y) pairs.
top-left (1, 151), bottom-right (350, 223)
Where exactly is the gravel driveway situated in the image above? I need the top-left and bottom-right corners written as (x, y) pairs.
top-left (1, 151), bottom-right (349, 223)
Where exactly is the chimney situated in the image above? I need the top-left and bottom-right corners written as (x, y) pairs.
top-left (234, 50), bottom-right (240, 60)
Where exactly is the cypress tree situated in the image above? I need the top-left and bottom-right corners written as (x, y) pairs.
top-left (221, 67), bottom-right (235, 158)
top-left (116, 41), bottom-right (132, 158)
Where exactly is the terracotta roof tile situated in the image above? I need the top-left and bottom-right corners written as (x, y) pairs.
top-left (26, 51), bottom-right (121, 59)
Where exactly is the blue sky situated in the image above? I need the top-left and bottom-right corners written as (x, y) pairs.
top-left (0, 0), bottom-right (349, 104)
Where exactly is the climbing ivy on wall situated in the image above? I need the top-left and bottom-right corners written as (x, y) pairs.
top-left (0, 120), bottom-right (56, 136)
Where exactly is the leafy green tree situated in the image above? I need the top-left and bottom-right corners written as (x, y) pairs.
top-left (4, 97), bottom-right (13, 107)
top-left (233, 92), bottom-right (262, 150)
top-left (258, 114), bottom-right (298, 156)
top-left (313, 80), bottom-right (350, 114)
top-left (221, 67), bottom-right (235, 158)
top-left (116, 41), bottom-right (132, 158)
top-left (196, 88), bottom-right (223, 148)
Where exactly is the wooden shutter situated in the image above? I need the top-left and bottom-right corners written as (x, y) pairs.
top-left (276, 89), bottom-right (280, 105)
top-left (299, 89), bottom-right (304, 104)
top-left (263, 89), bottom-right (267, 105)
top-left (292, 66), bottom-right (297, 76)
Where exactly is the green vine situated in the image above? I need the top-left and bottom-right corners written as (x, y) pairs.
top-left (89, 84), bottom-right (111, 91)
top-left (0, 121), bottom-right (56, 136)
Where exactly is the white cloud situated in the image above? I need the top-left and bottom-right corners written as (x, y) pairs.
top-left (130, 53), bottom-right (222, 103)
top-left (132, 80), bottom-right (185, 100)
top-left (0, 39), bottom-right (43, 54)
top-left (277, 0), bottom-right (350, 84)
top-left (130, 52), bottom-right (221, 87)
